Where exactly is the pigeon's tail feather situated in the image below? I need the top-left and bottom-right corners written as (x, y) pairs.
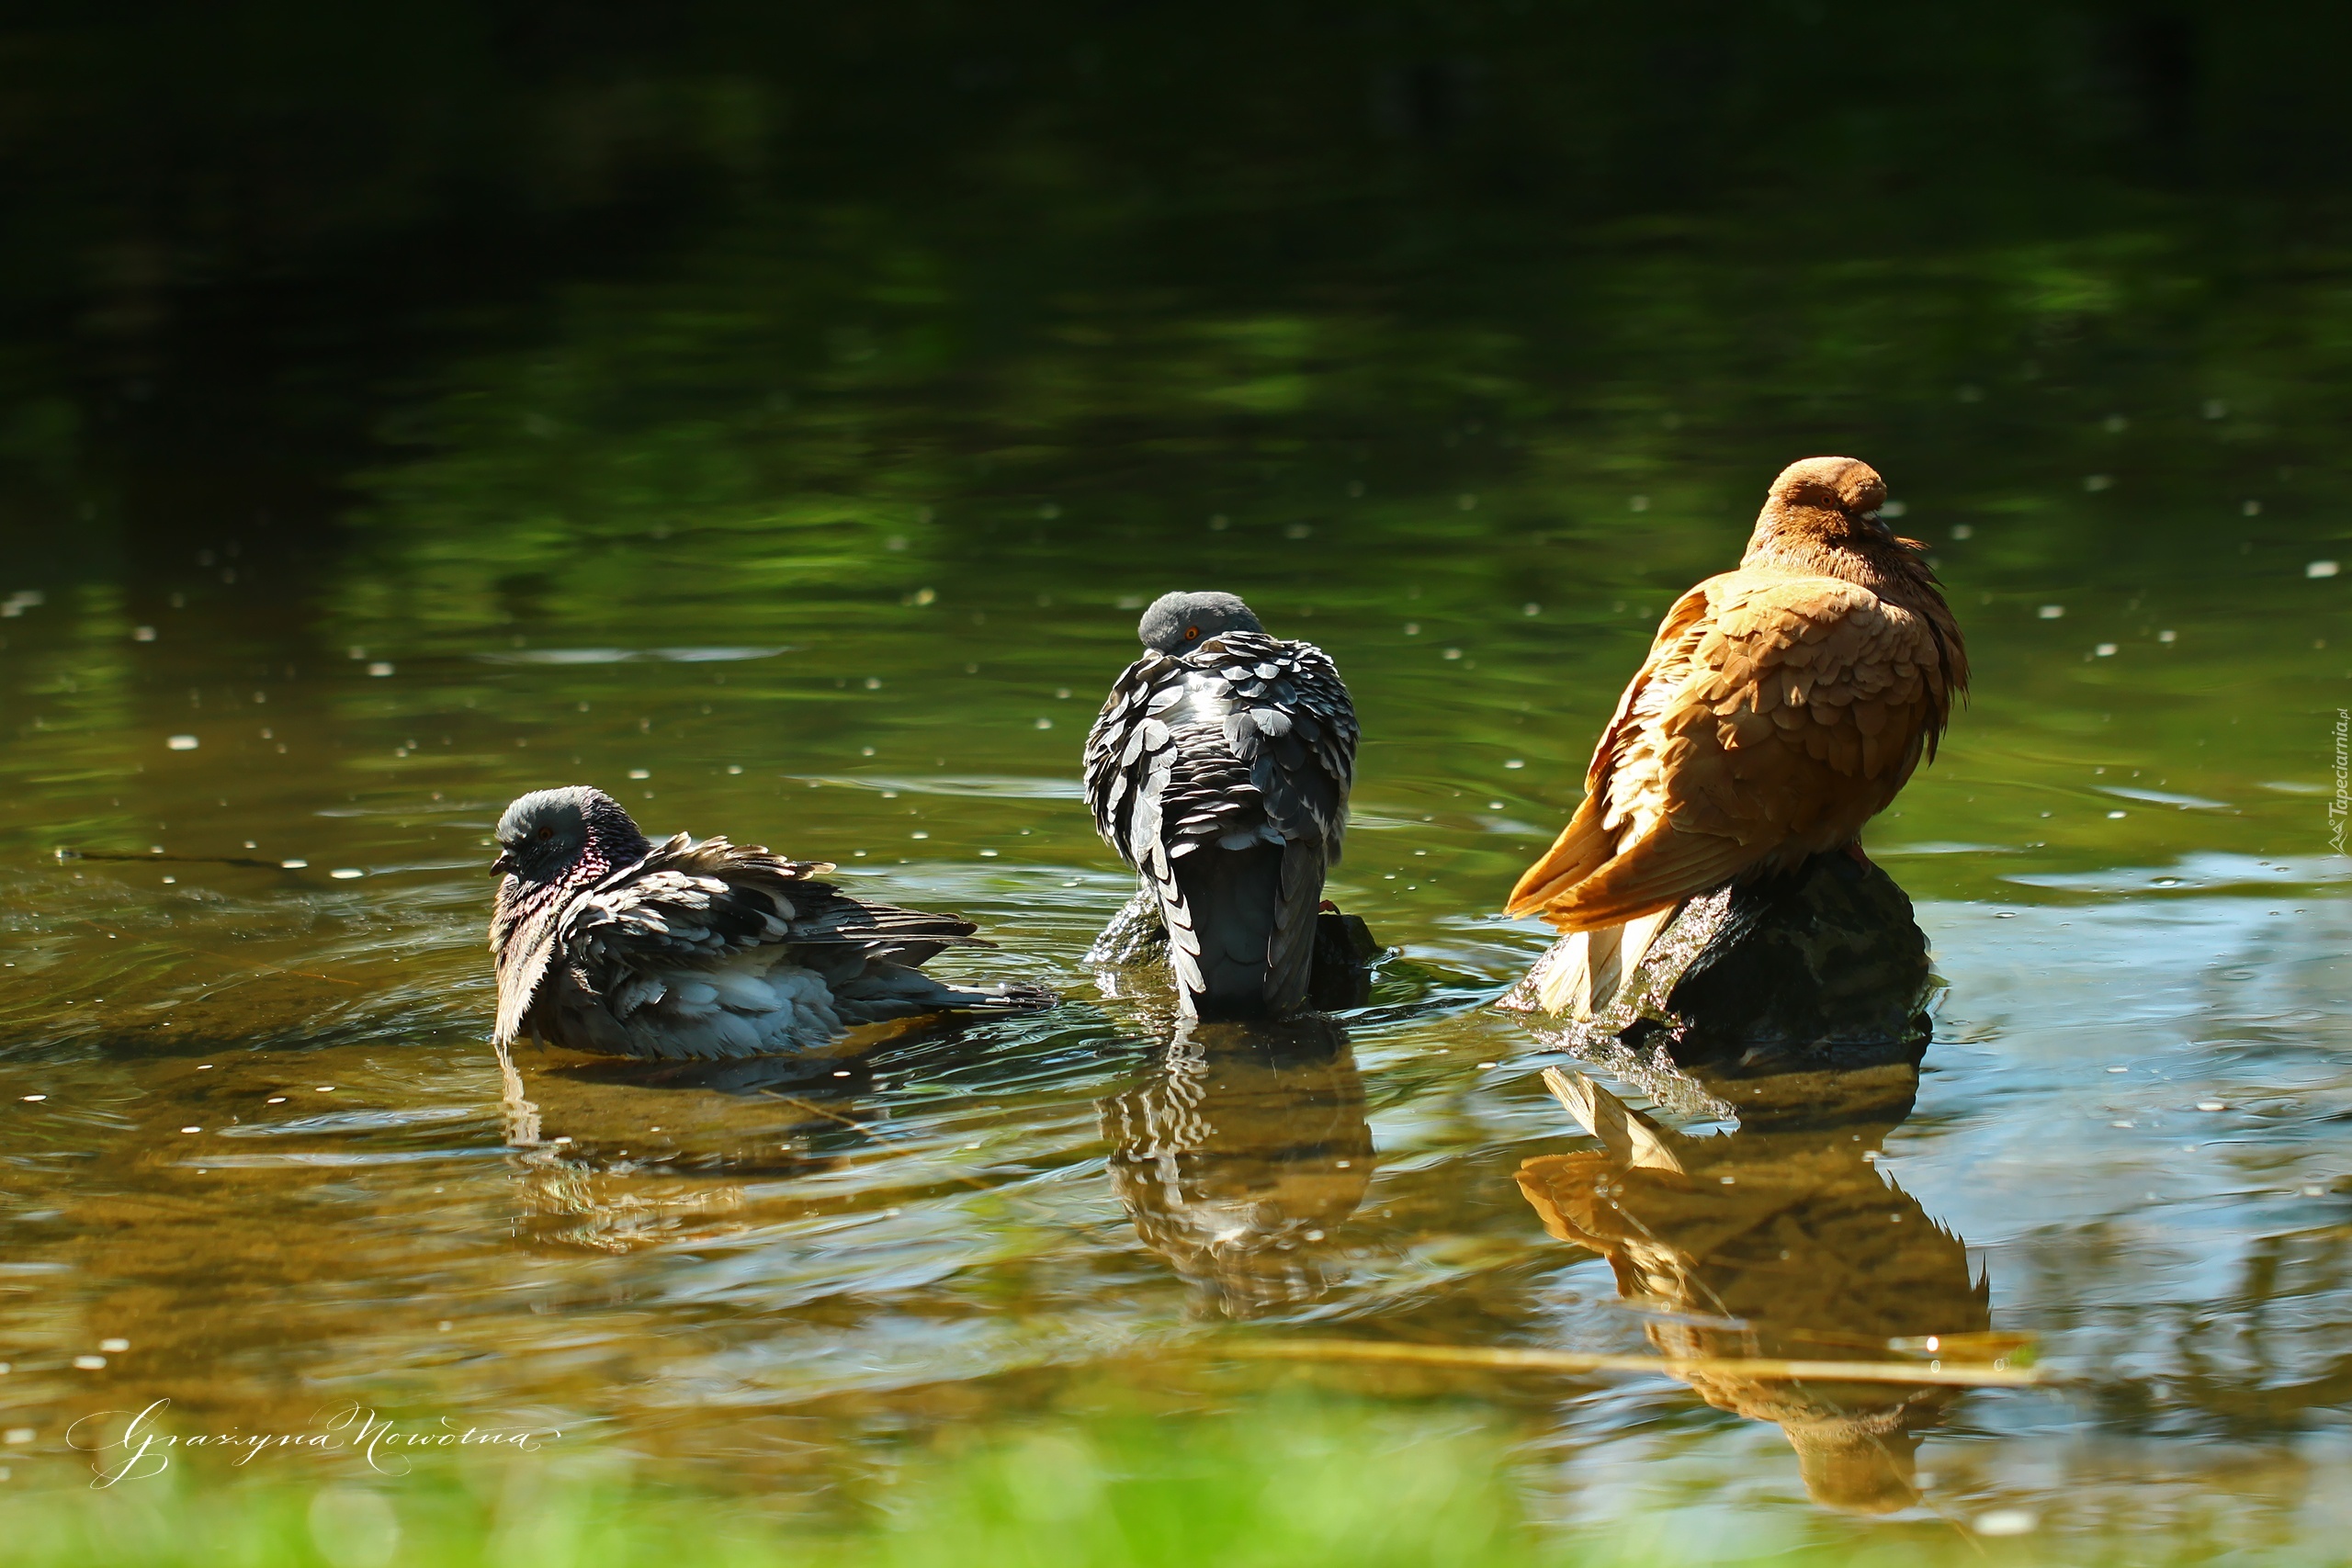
top-left (1170, 842), bottom-right (1284, 1020)
top-left (1527, 904), bottom-right (1679, 1019)
top-left (832, 971), bottom-right (1056, 1024)
top-left (1262, 838), bottom-right (1327, 1016)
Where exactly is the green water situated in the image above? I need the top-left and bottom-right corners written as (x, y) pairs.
top-left (2, 8), bottom-right (2351, 1555)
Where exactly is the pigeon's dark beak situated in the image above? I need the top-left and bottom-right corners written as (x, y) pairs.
top-left (491, 849), bottom-right (514, 875)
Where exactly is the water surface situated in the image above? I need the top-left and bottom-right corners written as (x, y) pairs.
top-left (1, 202), bottom-right (2348, 1554)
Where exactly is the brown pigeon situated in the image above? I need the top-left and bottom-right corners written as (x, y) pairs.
top-left (1505, 457), bottom-right (1966, 1014)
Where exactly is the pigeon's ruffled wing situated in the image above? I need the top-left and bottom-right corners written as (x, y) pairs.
top-left (1082, 633), bottom-right (1357, 1009)
top-left (567, 834), bottom-right (985, 969)
top-left (1510, 572), bottom-right (1961, 929)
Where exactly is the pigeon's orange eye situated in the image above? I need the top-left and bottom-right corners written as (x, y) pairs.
top-left (1183, 626), bottom-right (1200, 640)
top-left (537, 827), bottom-right (553, 839)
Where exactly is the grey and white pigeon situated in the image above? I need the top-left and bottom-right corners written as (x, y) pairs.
top-left (1083, 591), bottom-right (1357, 1019)
top-left (489, 785), bottom-right (1051, 1060)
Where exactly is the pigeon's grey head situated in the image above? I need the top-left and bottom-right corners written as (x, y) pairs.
top-left (1137, 591), bottom-right (1264, 654)
top-left (492, 785), bottom-right (650, 886)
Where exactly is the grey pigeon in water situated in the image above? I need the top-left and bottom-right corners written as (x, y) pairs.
top-left (489, 786), bottom-right (1050, 1060)
top-left (1083, 591), bottom-right (1357, 1018)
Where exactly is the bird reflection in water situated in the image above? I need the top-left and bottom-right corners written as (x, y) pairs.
top-left (1517, 1066), bottom-right (1990, 1515)
top-left (1100, 1015), bottom-right (1372, 1317)
top-left (491, 1038), bottom-right (919, 1252)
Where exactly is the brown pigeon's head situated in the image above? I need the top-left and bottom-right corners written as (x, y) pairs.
top-left (492, 785), bottom-right (651, 887)
top-left (1137, 591), bottom-right (1265, 654)
top-left (1770, 456), bottom-right (1887, 518)
top-left (1746, 456), bottom-right (1928, 579)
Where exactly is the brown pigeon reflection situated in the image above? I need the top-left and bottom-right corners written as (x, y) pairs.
top-left (1099, 1016), bottom-right (1372, 1317)
top-left (1517, 1069), bottom-right (1989, 1515)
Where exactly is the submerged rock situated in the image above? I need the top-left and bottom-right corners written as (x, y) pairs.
top-left (1502, 853), bottom-right (1935, 1113)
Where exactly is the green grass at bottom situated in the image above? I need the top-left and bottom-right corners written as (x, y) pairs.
top-left (0, 1395), bottom-right (2274, 1568)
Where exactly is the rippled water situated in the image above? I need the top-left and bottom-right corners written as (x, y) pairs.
top-left (1, 202), bottom-right (2348, 1552)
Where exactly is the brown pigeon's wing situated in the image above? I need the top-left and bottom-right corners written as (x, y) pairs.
top-left (1507, 580), bottom-right (1721, 918)
top-left (1535, 574), bottom-right (1955, 929)
top-left (1671, 574), bottom-right (1956, 833)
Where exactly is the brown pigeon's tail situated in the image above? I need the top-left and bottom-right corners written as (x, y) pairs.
top-left (1505, 795), bottom-right (1615, 919)
top-left (1517, 905), bottom-right (1680, 1020)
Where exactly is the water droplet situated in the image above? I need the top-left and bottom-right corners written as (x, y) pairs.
top-left (166, 734), bottom-right (198, 750)
top-left (2038, 604), bottom-right (2065, 619)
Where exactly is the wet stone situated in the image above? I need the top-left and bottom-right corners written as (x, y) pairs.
top-left (1504, 854), bottom-right (1935, 1122)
